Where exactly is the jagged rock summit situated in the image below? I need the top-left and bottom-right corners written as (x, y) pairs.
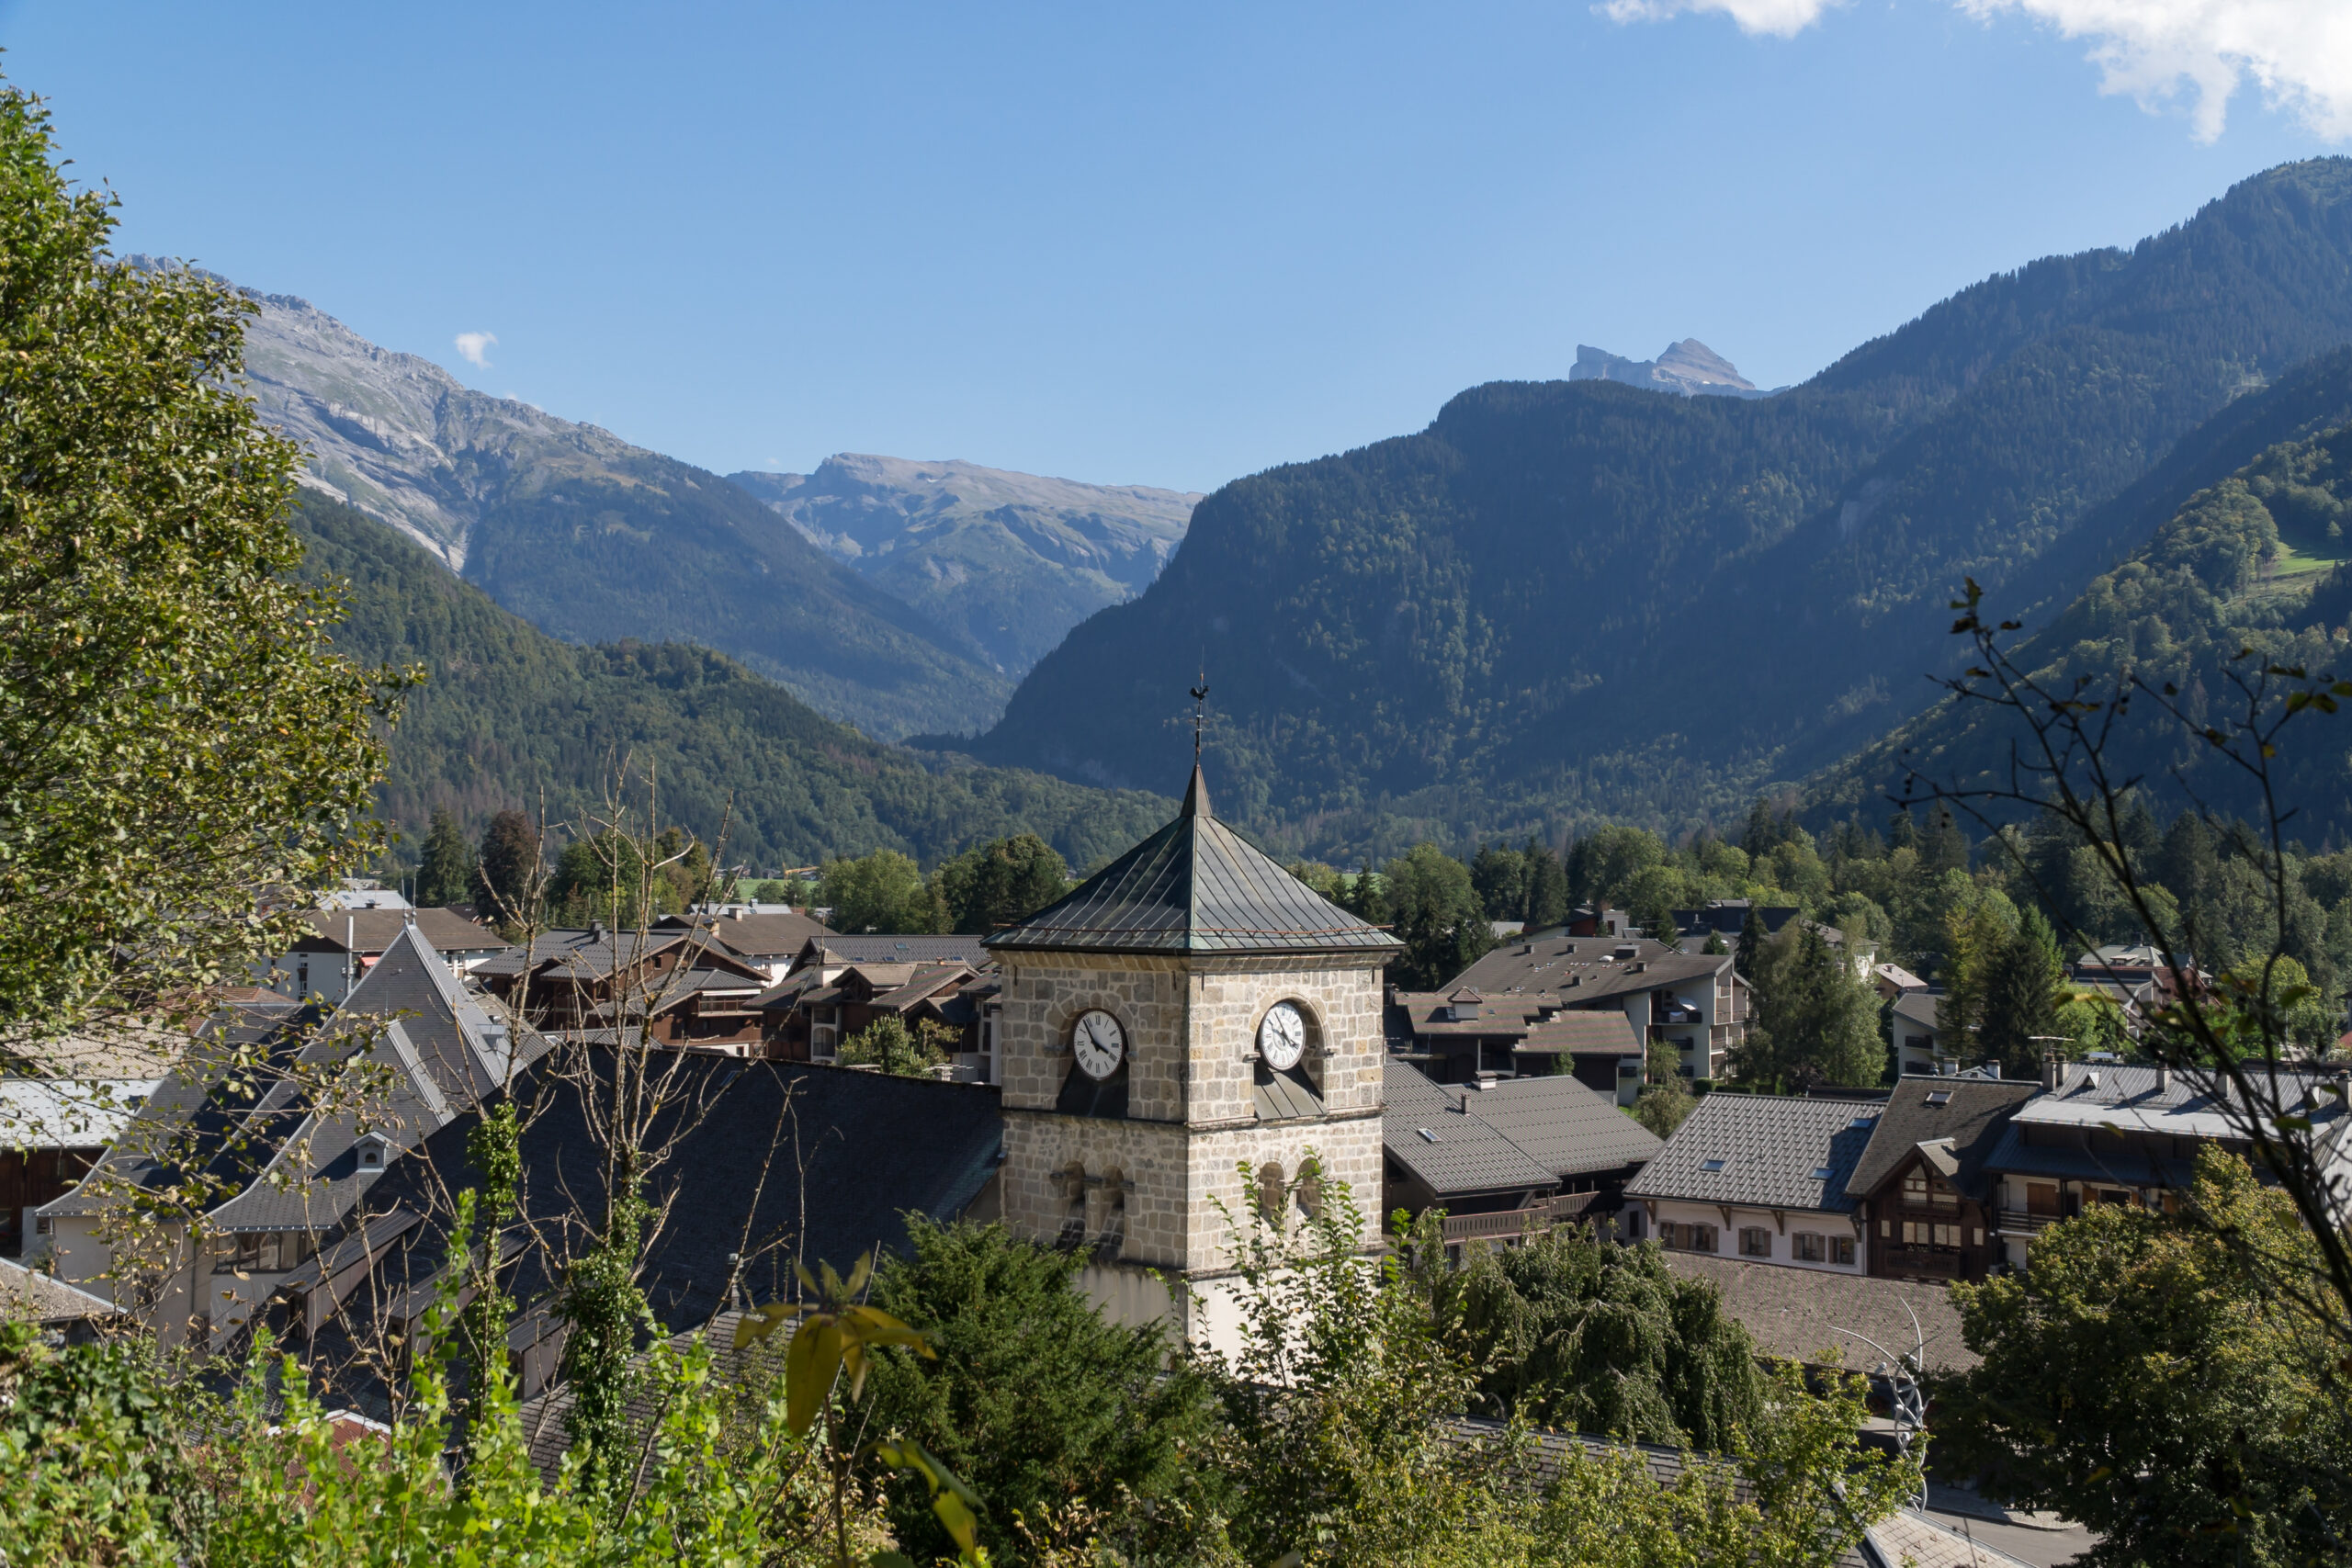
top-left (1570, 339), bottom-right (1773, 400)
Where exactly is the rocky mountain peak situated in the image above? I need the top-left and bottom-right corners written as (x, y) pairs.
top-left (1569, 339), bottom-right (1772, 400)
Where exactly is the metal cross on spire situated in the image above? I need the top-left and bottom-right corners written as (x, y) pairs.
top-left (1189, 671), bottom-right (1209, 761)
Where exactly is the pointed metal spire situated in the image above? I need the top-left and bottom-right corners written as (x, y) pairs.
top-left (1182, 761), bottom-right (1211, 818)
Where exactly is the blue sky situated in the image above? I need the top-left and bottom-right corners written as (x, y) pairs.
top-left (1, 2), bottom-right (2344, 493)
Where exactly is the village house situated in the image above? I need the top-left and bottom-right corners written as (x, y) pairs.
top-left (257, 906), bottom-right (514, 1004)
top-left (654, 908), bottom-right (832, 984)
top-left (1844, 1074), bottom-right (2037, 1283)
top-left (1984, 1057), bottom-right (2352, 1269)
top-left (1623, 1092), bottom-right (1883, 1270)
top-left (1381, 1059), bottom-right (1660, 1257)
top-left (1889, 991), bottom-right (1943, 1075)
top-left (0, 1077), bottom-right (156, 1258)
top-left (473, 925), bottom-right (771, 1054)
top-left (1396, 935), bottom-right (1751, 1083)
top-left (753, 934), bottom-right (998, 1068)
top-left (758, 959), bottom-right (993, 1073)
top-left (41, 925), bottom-right (531, 1349)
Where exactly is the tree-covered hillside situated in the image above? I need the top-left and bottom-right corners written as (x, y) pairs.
top-left (292, 495), bottom-right (1170, 874)
top-left (1814, 350), bottom-right (2352, 843)
top-left (967, 160), bottom-right (2352, 860)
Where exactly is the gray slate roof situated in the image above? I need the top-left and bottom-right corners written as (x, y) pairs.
top-left (1441, 1073), bottom-right (1663, 1175)
top-left (986, 767), bottom-right (1397, 958)
top-left (1384, 1062), bottom-right (1557, 1195)
top-left (299, 907), bottom-right (510, 956)
top-left (1846, 1075), bottom-right (2035, 1202)
top-left (0, 1258), bottom-right (126, 1325)
top-left (1889, 992), bottom-right (1940, 1033)
top-left (793, 935), bottom-right (994, 970)
top-left (1624, 1092), bottom-right (1881, 1214)
top-left (657, 909), bottom-right (831, 957)
top-left (1440, 935), bottom-right (1732, 1007)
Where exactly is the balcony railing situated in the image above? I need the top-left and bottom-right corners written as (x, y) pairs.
top-left (1441, 1191), bottom-right (1598, 1244)
top-left (1996, 1208), bottom-right (2063, 1234)
top-left (1876, 1246), bottom-right (1964, 1279)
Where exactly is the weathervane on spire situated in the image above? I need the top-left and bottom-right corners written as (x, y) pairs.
top-left (1189, 671), bottom-right (1209, 762)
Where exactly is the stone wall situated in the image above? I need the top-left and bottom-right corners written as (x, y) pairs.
top-left (997, 951), bottom-right (1389, 1280)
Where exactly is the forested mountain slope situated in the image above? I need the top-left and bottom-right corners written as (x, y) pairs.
top-left (204, 268), bottom-right (1012, 739)
top-left (1812, 348), bottom-right (2352, 841)
top-left (967, 160), bottom-right (2352, 859)
top-left (729, 456), bottom-right (1196, 676)
top-left (293, 495), bottom-right (1170, 873)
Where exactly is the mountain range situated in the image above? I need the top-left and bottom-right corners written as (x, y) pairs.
top-left (207, 265), bottom-right (1193, 739)
top-left (729, 457), bottom-right (1196, 675)
top-left (961, 159), bottom-right (2352, 859)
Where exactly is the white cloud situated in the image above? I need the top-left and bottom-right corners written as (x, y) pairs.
top-left (454, 331), bottom-right (498, 368)
top-left (1598, 0), bottom-right (2352, 141)
top-left (1598, 0), bottom-right (1841, 39)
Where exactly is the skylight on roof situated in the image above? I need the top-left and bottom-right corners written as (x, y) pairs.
top-left (1699, 1158), bottom-right (1727, 1172)
top-left (1811, 1167), bottom-right (1836, 1179)
top-left (1849, 1116), bottom-right (1875, 1128)
top-left (1925, 1090), bottom-right (1952, 1108)
top-left (1417, 1128), bottom-right (1440, 1144)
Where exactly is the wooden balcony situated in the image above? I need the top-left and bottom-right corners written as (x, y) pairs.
top-left (1996, 1208), bottom-right (2063, 1235)
top-left (1441, 1191), bottom-right (1598, 1244)
top-left (1876, 1245), bottom-right (1964, 1280)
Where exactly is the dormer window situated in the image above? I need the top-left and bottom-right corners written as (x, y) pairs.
top-left (355, 1134), bottom-right (389, 1172)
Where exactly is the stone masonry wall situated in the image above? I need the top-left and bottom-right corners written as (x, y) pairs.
top-left (997, 952), bottom-right (1389, 1277)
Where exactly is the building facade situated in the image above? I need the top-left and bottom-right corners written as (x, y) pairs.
top-left (983, 765), bottom-right (1398, 1351)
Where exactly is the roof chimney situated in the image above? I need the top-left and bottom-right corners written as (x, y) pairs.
top-left (2155, 1062), bottom-right (2173, 1095)
top-left (2041, 1050), bottom-right (2061, 1092)
top-left (1985, 1059), bottom-right (2000, 1078)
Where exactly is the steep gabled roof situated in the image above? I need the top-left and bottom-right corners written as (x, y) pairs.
top-left (1846, 1075), bottom-right (2035, 1202)
top-left (1625, 1092), bottom-right (1882, 1214)
top-left (986, 767), bottom-right (1398, 958)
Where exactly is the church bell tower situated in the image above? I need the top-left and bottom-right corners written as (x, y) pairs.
top-left (982, 761), bottom-right (1399, 1347)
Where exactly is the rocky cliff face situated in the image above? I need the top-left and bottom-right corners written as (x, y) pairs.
top-left (206, 270), bottom-right (656, 570)
top-left (730, 456), bottom-right (1197, 675)
top-left (1569, 339), bottom-right (1773, 399)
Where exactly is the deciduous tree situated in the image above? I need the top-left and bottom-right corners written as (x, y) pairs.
top-left (0, 85), bottom-right (396, 1039)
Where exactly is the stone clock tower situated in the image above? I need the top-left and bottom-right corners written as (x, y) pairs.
top-left (983, 764), bottom-right (1399, 1348)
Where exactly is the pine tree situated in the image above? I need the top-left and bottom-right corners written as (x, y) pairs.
top-left (1925, 807), bottom-right (1973, 874)
top-left (1522, 837), bottom-right (1570, 929)
top-left (414, 807), bottom-right (476, 908)
top-left (1981, 907), bottom-right (2066, 1077)
top-left (1735, 907), bottom-right (1766, 982)
top-left (474, 808), bottom-right (540, 926)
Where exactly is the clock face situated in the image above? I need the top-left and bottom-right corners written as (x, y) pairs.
top-left (1071, 1010), bottom-right (1125, 1081)
top-left (1257, 1001), bottom-right (1306, 1072)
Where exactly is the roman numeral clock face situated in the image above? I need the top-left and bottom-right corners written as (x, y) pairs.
top-left (1071, 1010), bottom-right (1125, 1080)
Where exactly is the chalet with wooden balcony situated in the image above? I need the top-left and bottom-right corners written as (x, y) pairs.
top-left (1845, 1074), bottom-right (2036, 1283)
top-left (473, 926), bottom-right (771, 1054)
top-left (1984, 1058), bottom-right (2352, 1269)
top-left (1381, 1059), bottom-right (1660, 1257)
top-left (1396, 936), bottom-right (1750, 1084)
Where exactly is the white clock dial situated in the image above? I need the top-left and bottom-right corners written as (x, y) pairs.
top-left (1071, 1010), bottom-right (1125, 1081)
top-left (1257, 1001), bottom-right (1306, 1072)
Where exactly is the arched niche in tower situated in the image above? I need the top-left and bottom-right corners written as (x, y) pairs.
top-left (1250, 996), bottom-right (1326, 1121)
